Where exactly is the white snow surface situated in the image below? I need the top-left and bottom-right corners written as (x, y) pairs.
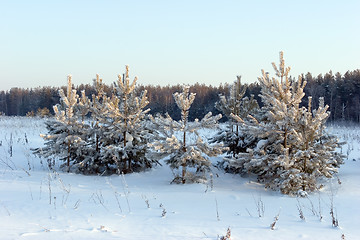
top-left (0, 117), bottom-right (359, 240)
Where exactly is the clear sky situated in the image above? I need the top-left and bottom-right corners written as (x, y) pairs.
top-left (1, 0), bottom-right (359, 91)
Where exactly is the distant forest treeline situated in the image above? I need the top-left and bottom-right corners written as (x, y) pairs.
top-left (1, 69), bottom-right (360, 122)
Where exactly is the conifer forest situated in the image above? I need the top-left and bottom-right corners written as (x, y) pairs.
top-left (1, 68), bottom-right (360, 123)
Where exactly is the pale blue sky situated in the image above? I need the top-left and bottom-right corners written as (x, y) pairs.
top-left (1, 0), bottom-right (359, 91)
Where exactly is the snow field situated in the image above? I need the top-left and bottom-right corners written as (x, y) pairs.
top-left (0, 117), bottom-right (359, 239)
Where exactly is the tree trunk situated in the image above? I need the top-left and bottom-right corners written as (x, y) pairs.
top-left (67, 141), bottom-right (70, 172)
top-left (123, 131), bottom-right (128, 171)
top-left (96, 134), bottom-right (99, 153)
top-left (182, 131), bottom-right (186, 184)
top-left (283, 128), bottom-right (288, 149)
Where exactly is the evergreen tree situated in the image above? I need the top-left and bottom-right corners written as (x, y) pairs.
top-left (285, 97), bottom-right (344, 193)
top-left (81, 74), bottom-right (107, 173)
top-left (211, 76), bottom-right (259, 157)
top-left (227, 52), bottom-right (344, 195)
top-left (33, 75), bottom-right (86, 171)
top-left (70, 83), bottom-right (102, 174)
top-left (96, 66), bottom-right (155, 174)
top-left (34, 67), bottom-right (157, 175)
top-left (149, 85), bottom-right (226, 184)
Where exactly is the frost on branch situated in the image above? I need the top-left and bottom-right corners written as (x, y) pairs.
top-left (34, 66), bottom-right (158, 175)
top-left (149, 85), bottom-right (226, 184)
top-left (99, 66), bottom-right (154, 174)
top-left (224, 52), bottom-right (345, 195)
top-left (211, 76), bottom-right (259, 158)
top-left (33, 75), bottom-right (87, 172)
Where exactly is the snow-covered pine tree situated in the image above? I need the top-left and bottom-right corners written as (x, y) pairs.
top-left (78, 74), bottom-right (107, 173)
top-left (227, 52), bottom-right (344, 195)
top-left (215, 76), bottom-right (247, 120)
top-left (283, 96), bottom-right (344, 194)
top-left (98, 66), bottom-right (155, 174)
top-left (69, 74), bottom-right (107, 174)
top-left (35, 68), bottom-right (157, 175)
top-left (33, 75), bottom-right (86, 172)
top-left (149, 85), bottom-right (226, 184)
top-left (211, 76), bottom-right (259, 157)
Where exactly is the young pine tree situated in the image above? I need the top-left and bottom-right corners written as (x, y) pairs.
top-left (97, 66), bottom-right (155, 174)
top-left (228, 52), bottom-right (344, 195)
top-left (211, 76), bottom-right (259, 158)
top-left (149, 85), bottom-right (226, 184)
top-left (34, 68), bottom-right (158, 175)
top-left (71, 75), bottom-right (106, 174)
top-left (33, 75), bottom-right (86, 172)
top-left (283, 96), bottom-right (344, 194)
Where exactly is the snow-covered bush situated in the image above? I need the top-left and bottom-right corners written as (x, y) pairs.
top-left (33, 75), bottom-right (87, 172)
top-left (149, 85), bottom-right (226, 184)
top-left (34, 66), bottom-right (158, 174)
top-left (95, 66), bottom-right (156, 174)
top-left (211, 76), bottom-right (259, 158)
top-left (226, 52), bottom-right (344, 195)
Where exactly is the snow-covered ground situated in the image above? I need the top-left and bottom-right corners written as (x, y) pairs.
top-left (0, 117), bottom-right (359, 240)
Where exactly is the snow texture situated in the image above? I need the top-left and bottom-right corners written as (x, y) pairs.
top-left (0, 116), bottom-right (359, 239)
